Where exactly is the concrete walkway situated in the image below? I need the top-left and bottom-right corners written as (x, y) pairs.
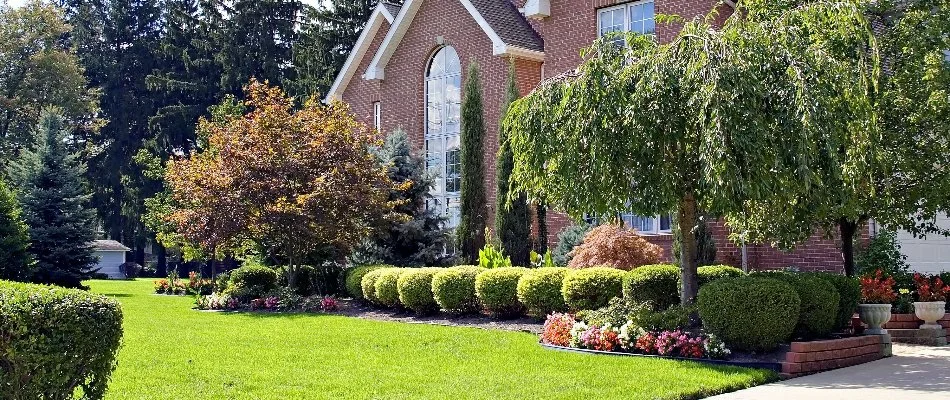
top-left (710, 344), bottom-right (950, 400)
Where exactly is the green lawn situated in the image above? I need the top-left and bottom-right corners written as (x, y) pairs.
top-left (89, 279), bottom-right (774, 399)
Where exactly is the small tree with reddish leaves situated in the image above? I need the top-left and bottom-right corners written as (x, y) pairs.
top-left (567, 223), bottom-right (663, 271)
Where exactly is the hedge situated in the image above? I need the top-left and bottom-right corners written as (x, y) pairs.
top-left (431, 266), bottom-right (485, 314)
top-left (697, 277), bottom-right (800, 351)
top-left (806, 272), bottom-right (861, 331)
top-left (397, 268), bottom-right (442, 314)
top-left (361, 268), bottom-right (393, 305)
top-left (623, 264), bottom-right (680, 310)
top-left (697, 265), bottom-right (744, 286)
top-left (374, 268), bottom-right (406, 307)
top-left (345, 265), bottom-right (388, 300)
top-left (0, 281), bottom-right (124, 400)
top-left (752, 272), bottom-right (839, 338)
top-left (227, 265), bottom-right (278, 301)
top-left (562, 267), bottom-right (625, 311)
top-left (475, 267), bottom-right (529, 317)
top-left (517, 267), bottom-right (569, 317)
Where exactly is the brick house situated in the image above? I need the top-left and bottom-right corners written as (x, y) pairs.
top-left (325, 0), bottom-right (858, 271)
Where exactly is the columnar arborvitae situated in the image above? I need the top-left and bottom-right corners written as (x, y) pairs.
top-left (9, 110), bottom-right (98, 288)
top-left (457, 60), bottom-right (487, 263)
top-left (495, 64), bottom-right (531, 266)
top-left (0, 178), bottom-right (31, 281)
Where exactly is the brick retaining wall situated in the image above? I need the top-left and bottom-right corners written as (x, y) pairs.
top-left (883, 313), bottom-right (950, 342)
top-left (781, 336), bottom-right (888, 378)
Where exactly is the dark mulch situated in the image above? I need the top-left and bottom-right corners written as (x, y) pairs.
top-left (330, 298), bottom-right (545, 334)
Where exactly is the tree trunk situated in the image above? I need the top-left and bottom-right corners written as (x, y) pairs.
top-left (156, 244), bottom-right (167, 277)
top-left (839, 218), bottom-right (858, 277)
top-left (287, 255), bottom-right (297, 290)
top-left (677, 194), bottom-right (700, 305)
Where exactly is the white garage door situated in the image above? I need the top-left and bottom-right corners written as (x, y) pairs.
top-left (896, 215), bottom-right (950, 274)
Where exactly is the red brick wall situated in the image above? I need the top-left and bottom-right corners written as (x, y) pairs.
top-left (340, 20), bottom-right (388, 128)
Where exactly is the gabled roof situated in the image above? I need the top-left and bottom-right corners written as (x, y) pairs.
top-left (92, 240), bottom-right (131, 252)
top-left (363, 0), bottom-right (544, 81)
top-left (324, 2), bottom-right (400, 102)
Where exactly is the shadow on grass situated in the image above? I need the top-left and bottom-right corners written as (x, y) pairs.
top-left (101, 293), bottom-right (134, 298)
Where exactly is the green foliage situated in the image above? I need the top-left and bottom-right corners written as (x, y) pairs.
top-left (0, 281), bottom-right (123, 400)
top-left (397, 268), bottom-right (442, 315)
top-left (697, 265), bottom-right (744, 286)
top-left (360, 268), bottom-right (391, 305)
top-left (806, 272), bottom-right (861, 331)
top-left (9, 110), bottom-right (97, 288)
top-left (475, 267), bottom-right (528, 317)
top-left (636, 304), bottom-right (697, 332)
top-left (374, 268), bottom-right (405, 308)
top-left (536, 201), bottom-right (548, 253)
top-left (344, 265), bottom-right (386, 300)
top-left (673, 216), bottom-right (717, 267)
top-left (516, 267), bottom-right (569, 317)
top-left (431, 265), bottom-right (486, 314)
top-left (289, 0), bottom-right (372, 99)
top-left (856, 230), bottom-right (911, 277)
top-left (479, 242), bottom-right (512, 269)
top-left (561, 267), bottom-right (625, 311)
top-left (623, 264), bottom-right (681, 311)
top-left (698, 277), bottom-right (801, 351)
top-left (0, 178), bottom-right (31, 281)
top-left (278, 265), bottom-right (318, 296)
top-left (751, 271), bottom-right (839, 338)
top-left (529, 250), bottom-right (556, 269)
top-left (495, 63), bottom-right (531, 266)
top-left (552, 223), bottom-right (591, 266)
top-left (576, 297), bottom-right (650, 327)
top-left (457, 61), bottom-right (488, 263)
top-left (227, 265), bottom-right (278, 301)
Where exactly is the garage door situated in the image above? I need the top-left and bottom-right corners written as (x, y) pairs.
top-left (896, 214), bottom-right (950, 274)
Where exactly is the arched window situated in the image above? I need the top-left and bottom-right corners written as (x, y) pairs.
top-left (424, 46), bottom-right (462, 228)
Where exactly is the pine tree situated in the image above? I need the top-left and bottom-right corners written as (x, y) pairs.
top-left (457, 60), bottom-right (487, 263)
top-left (494, 64), bottom-right (530, 266)
top-left (0, 177), bottom-right (32, 281)
top-left (356, 129), bottom-right (451, 266)
top-left (9, 109), bottom-right (98, 288)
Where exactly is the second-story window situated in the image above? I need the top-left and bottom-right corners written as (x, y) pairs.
top-left (598, 0), bottom-right (655, 44)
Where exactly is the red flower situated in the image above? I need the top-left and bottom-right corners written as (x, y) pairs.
top-left (914, 273), bottom-right (950, 302)
top-left (860, 270), bottom-right (897, 304)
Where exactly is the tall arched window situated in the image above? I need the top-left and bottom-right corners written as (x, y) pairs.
top-left (425, 46), bottom-right (462, 228)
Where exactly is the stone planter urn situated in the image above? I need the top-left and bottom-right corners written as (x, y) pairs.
top-left (858, 303), bottom-right (893, 335)
top-left (913, 301), bottom-right (947, 329)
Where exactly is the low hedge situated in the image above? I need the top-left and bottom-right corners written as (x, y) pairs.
top-left (517, 267), bottom-right (569, 317)
top-left (432, 265), bottom-right (486, 314)
top-left (361, 268), bottom-right (393, 305)
top-left (623, 264), bottom-right (680, 310)
top-left (374, 268), bottom-right (406, 308)
top-left (807, 272), bottom-right (861, 331)
top-left (697, 265), bottom-right (744, 286)
top-left (698, 276), bottom-right (800, 351)
top-left (397, 268), bottom-right (442, 314)
top-left (562, 267), bottom-right (625, 311)
top-left (475, 267), bottom-right (529, 317)
top-left (227, 264), bottom-right (278, 301)
top-left (0, 281), bottom-right (124, 400)
top-left (752, 271), bottom-right (839, 338)
top-left (345, 265), bottom-right (388, 300)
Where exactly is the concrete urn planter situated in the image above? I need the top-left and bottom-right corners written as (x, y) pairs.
top-left (913, 301), bottom-right (947, 329)
top-left (858, 303), bottom-right (893, 335)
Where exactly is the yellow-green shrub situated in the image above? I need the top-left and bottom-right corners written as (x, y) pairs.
top-left (517, 267), bottom-right (569, 317)
top-left (475, 267), bottom-right (529, 317)
top-left (623, 264), bottom-right (680, 310)
top-left (361, 268), bottom-right (392, 305)
top-left (374, 268), bottom-right (406, 307)
top-left (431, 265), bottom-right (485, 314)
top-left (561, 267), bottom-right (625, 311)
top-left (397, 268), bottom-right (442, 314)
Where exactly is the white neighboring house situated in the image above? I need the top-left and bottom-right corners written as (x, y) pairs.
top-left (894, 214), bottom-right (950, 274)
top-left (91, 240), bottom-right (131, 279)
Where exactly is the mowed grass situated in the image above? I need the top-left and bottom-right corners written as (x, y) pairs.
top-left (89, 279), bottom-right (775, 400)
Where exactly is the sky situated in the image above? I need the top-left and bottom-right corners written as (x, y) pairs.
top-left (6, 0), bottom-right (323, 8)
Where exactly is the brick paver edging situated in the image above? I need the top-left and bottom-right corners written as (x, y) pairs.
top-left (781, 335), bottom-right (888, 378)
top-left (539, 343), bottom-right (782, 372)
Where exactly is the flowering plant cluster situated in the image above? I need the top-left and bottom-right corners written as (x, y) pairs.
top-left (249, 296), bottom-right (280, 310)
top-left (320, 296), bottom-right (339, 312)
top-left (540, 313), bottom-right (730, 360)
top-left (860, 270), bottom-right (897, 304)
top-left (913, 273), bottom-right (950, 302)
top-left (154, 279), bottom-right (187, 295)
top-left (195, 293), bottom-right (240, 310)
top-left (187, 271), bottom-right (215, 296)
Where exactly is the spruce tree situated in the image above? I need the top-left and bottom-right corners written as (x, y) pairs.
top-left (356, 129), bottom-right (451, 266)
top-left (457, 60), bottom-right (487, 263)
top-left (9, 109), bottom-right (98, 288)
top-left (494, 64), bottom-right (531, 266)
top-left (0, 178), bottom-right (32, 281)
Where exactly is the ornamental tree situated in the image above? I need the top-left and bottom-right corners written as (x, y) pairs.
top-left (495, 63), bottom-right (532, 266)
top-left (503, 2), bottom-right (879, 304)
top-left (457, 61), bottom-right (488, 263)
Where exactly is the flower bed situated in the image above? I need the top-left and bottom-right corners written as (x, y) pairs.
top-left (194, 291), bottom-right (340, 314)
top-left (155, 271), bottom-right (214, 296)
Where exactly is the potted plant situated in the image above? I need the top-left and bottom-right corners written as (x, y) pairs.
top-left (912, 274), bottom-right (949, 329)
top-left (858, 270), bottom-right (897, 335)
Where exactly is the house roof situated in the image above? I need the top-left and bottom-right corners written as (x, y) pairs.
top-left (381, 2), bottom-right (402, 18)
top-left (468, 0), bottom-right (543, 52)
top-left (324, 2), bottom-right (399, 101)
top-left (92, 240), bottom-right (131, 252)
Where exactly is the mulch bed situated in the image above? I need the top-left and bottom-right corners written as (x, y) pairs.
top-left (330, 298), bottom-right (545, 334)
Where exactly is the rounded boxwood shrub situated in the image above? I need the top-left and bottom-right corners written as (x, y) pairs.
top-left (431, 265), bottom-right (486, 314)
top-left (623, 264), bottom-right (680, 310)
top-left (697, 276), bottom-right (801, 351)
top-left (752, 271), bottom-right (840, 338)
top-left (345, 265), bottom-right (388, 300)
top-left (227, 264), bottom-right (278, 301)
top-left (697, 265), bottom-right (744, 286)
top-left (398, 268), bottom-right (442, 315)
top-left (374, 268), bottom-right (406, 307)
top-left (475, 267), bottom-right (529, 317)
top-left (562, 267), bottom-right (625, 311)
top-left (361, 268), bottom-right (395, 305)
top-left (517, 267), bottom-right (569, 317)
top-left (806, 272), bottom-right (861, 331)
top-left (0, 281), bottom-right (123, 399)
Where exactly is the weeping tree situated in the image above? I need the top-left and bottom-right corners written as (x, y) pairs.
top-left (503, 2), bottom-right (880, 304)
top-left (495, 63), bottom-right (532, 266)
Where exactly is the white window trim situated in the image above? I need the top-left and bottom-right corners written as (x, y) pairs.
top-left (597, 0), bottom-right (655, 39)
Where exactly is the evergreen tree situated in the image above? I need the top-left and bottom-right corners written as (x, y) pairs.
top-left (457, 60), bottom-right (487, 263)
top-left (0, 177), bottom-right (32, 281)
top-left (494, 64), bottom-right (530, 266)
top-left (9, 110), bottom-right (98, 288)
top-left (355, 129), bottom-right (451, 266)
top-left (536, 200), bottom-right (548, 253)
top-left (672, 215), bottom-right (717, 267)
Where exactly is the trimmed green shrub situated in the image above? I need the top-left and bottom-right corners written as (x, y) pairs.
top-left (576, 297), bottom-right (649, 327)
top-left (698, 277), bottom-right (800, 351)
top-left (361, 268), bottom-right (392, 305)
top-left (344, 265), bottom-right (388, 300)
top-left (697, 265), bottom-right (744, 286)
top-left (431, 265), bottom-right (486, 314)
top-left (623, 264), bottom-right (680, 310)
top-left (227, 264), bottom-right (278, 301)
top-left (517, 267), bottom-right (569, 317)
top-left (475, 267), bottom-right (529, 317)
top-left (752, 272), bottom-right (839, 338)
top-left (397, 268), bottom-right (442, 314)
top-left (636, 304), bottom-right (696, 331)
top-left (0, 281), bottom-right (123, 399)
top-left (374, 268), bottom-right (406, 307)
top-left (562, 267), bottom-right (625, 311)
top-left (805, 272), bottom-right (859, 332)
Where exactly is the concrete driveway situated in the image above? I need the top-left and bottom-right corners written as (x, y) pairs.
top-left (710, 344), bottom-right (950, 400)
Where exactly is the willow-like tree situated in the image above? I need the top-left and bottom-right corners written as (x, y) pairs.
top-left (503, 3), bottom-right (879, 304)
top-left (457, 61), bottom-right (488, 263)
top-left (495, 63), bottom-right (531, 266)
